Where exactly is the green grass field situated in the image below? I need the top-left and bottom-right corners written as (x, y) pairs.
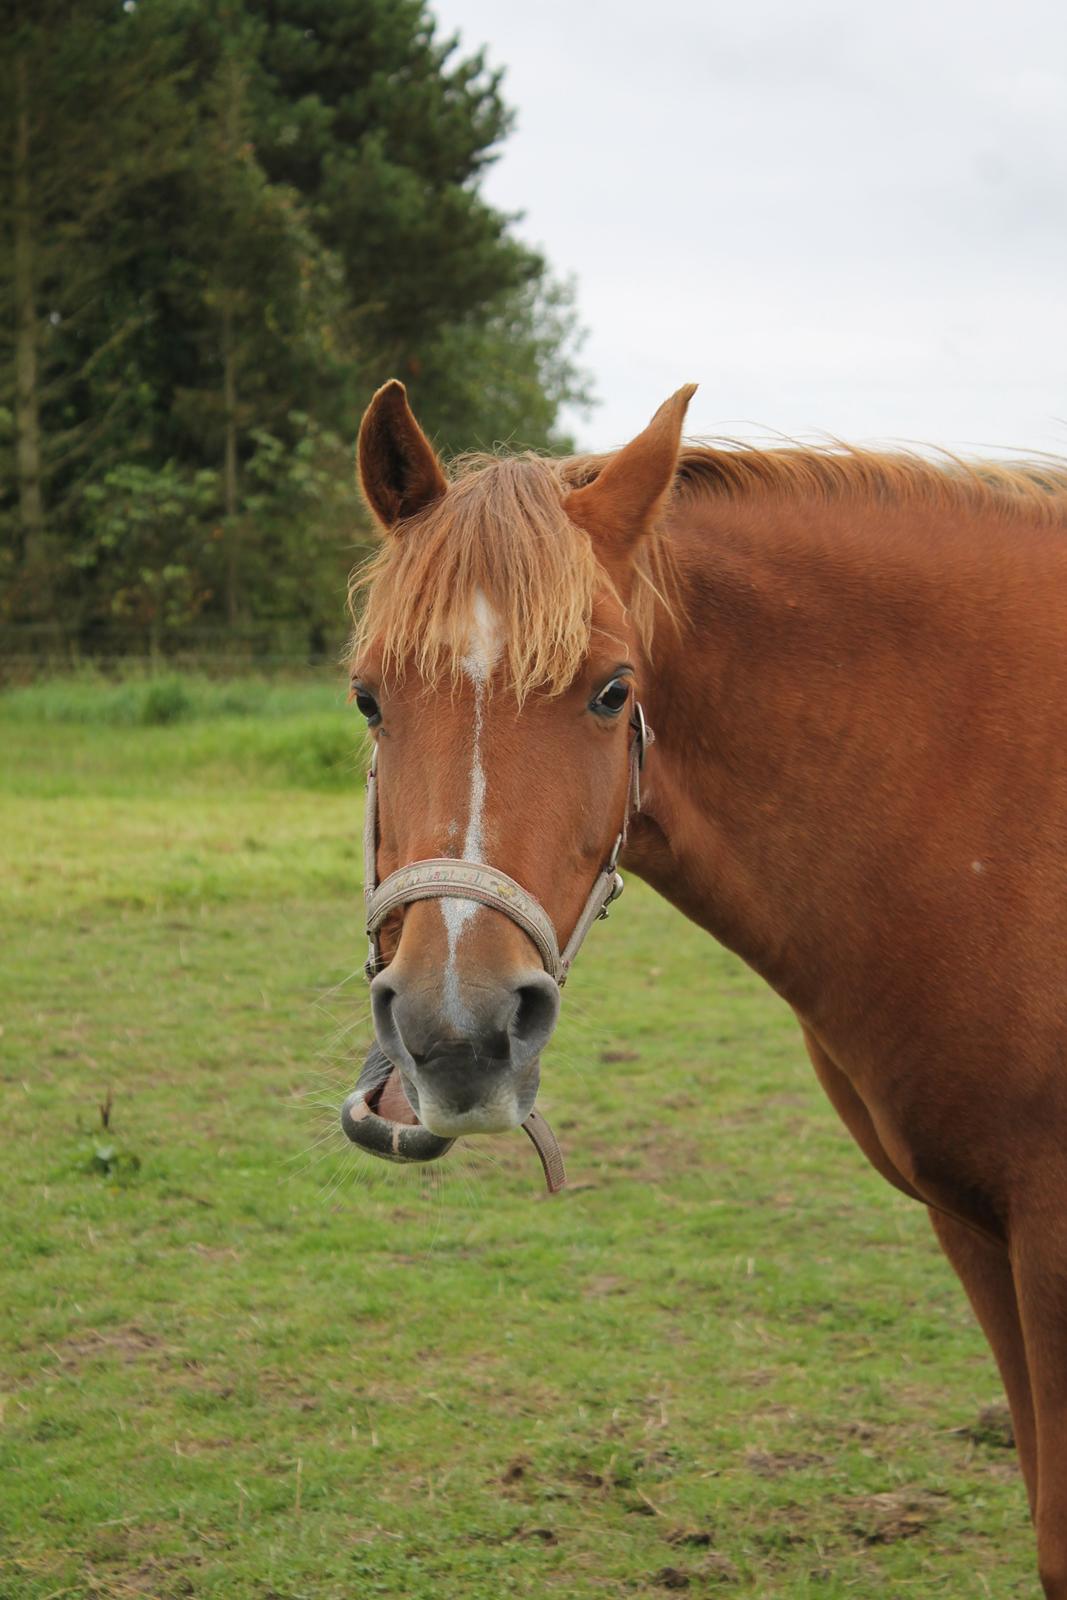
top-left (0, 676), bottom-right (1035, 1597)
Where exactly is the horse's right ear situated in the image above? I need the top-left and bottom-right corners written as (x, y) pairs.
top-left (358, 380), bottom-right (448, 531)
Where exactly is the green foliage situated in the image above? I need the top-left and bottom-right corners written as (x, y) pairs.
top-left (77, 461), bottom-right (220, 637)
top-left (0, 700), bottom-right (1035, 1596)
top-left (85, 1140), bottom-right (142, 1185)
top-left (237, 415), bottom-right (364, 625)
top-left (139, 675), bottom-right (196, 725)
top-left (0, 0), bottom-right (593, 649)
top-left (424, 276), bottom-right (593, 453)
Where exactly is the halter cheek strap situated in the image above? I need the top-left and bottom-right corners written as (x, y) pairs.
top-left (363, 704), bottom-right (653, 986)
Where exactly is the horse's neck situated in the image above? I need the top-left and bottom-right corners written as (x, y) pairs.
top-left (630, 493), bottom-right (1065, 1016)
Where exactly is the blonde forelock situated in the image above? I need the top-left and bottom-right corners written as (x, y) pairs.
top-left (348, 452), bottom-right (671, 701)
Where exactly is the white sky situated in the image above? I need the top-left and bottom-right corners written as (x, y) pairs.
top-left (428, 0), bottom-right (1067, 458)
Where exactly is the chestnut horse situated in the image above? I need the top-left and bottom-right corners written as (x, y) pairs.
top-left (348, 379), bottom-right (1067, 1595)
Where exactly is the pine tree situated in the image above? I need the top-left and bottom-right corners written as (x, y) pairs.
top-left (246, 0), bottom-right (589, 446)
top-left (165, 12), bottom-right (347, 622)
top-left (0, 0), bottom-right (592, 649)
top-left (0, 1), bottom-right (189, 619)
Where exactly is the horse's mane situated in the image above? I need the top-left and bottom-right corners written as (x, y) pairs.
top-left (673, 439), bottom-right (1067, 522)
top-left (349, 439), bottom-right (1067, 698)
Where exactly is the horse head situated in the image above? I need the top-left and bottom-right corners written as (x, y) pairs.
top-left (343, 379), bottom-right (694, 1150)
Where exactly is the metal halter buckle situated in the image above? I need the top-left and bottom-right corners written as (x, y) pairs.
top-left (597, 872), bottom-right (625, 921)
top-left (632, 700), bottom-right (652, 767)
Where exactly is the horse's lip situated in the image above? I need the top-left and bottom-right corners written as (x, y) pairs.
top-left (340, 1053), bottom-right (456, 1165)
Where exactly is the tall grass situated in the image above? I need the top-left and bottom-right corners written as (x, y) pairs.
top-left (0, 672), bottom-right (368, 796)
top-left (0, 671), bottom-right (347, 728)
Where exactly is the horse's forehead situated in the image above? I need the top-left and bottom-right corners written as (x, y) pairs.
top-left (452, 587), bottom-right (629, 693)
top-left (459, 591), bottom-right (504, 688)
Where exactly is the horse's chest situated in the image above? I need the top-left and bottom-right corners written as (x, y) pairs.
top-left (814, 1037), bottom-right (1014, 1238)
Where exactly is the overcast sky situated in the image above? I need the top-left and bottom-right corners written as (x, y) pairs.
top-left (428, 0), bottom-right (1067, 458)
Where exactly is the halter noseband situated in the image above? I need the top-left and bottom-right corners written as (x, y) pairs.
top-left (363, 703), bottom-right (653, 986)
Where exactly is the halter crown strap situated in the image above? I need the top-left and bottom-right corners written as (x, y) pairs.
top-left (362, 704), bottom-right (652, 986)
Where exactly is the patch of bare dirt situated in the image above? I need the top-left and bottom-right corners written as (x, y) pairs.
top-left (560, 1123), bottom-right (717, 1184)
top-left (654, 1568), bottom-right (692, 1591)
top-left (510, 1525), bottom-right (558, 1545)
top-left (84, 1547), bottom-right (202, 1599)
top-left (186, 1243), bottom-right (241, 1264)
top-left (982, 1460), bottom-right (1022, 1487)
top-left (701, 1554), bottom-right (741, 1584)
top-left (845, 1488), bottom-right (950, 1545)
top-left (570, 1468), bottom-right (609, 1489)
top-left (666, 1527), bottom-right (713, 1548)
top-left (87, 1526), bottom-right (132, 1563)
top-left (840, 1418), bottom-right (879, 1441)
top-left (744, 1447), bottom-right (825, 1476)
top-left (653, 1555), bottom-right (740, 1589)
top-left (51, 1325), bottom-right (166, 1369)
top-left (256, 1367), bottom-right (325, 1400)
top-left (498, 1455), bottom-right (532, 1489)
top-left (582, 1275), bottom-right (631, 1298)
top-left (961, 1400), bottom-right (1015, 1450)
top-left (172, 1436), bottom-right (235, 1455)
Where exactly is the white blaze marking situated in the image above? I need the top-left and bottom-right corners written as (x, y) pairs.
top-left (442, 593), bottom-right (503, 1027)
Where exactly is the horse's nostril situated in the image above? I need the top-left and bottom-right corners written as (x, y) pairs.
top-left (369, 977), bottom-right (401, 1053)
top-left (371, 980), bottom-right (396, 1018)
top-left (511, 975), bottom-right (561, 1056)
top-left (372, 967), bottom-right (558, 1075)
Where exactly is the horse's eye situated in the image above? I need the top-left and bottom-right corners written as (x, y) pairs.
top-left (590, 677), bottom-right (630, 717)
top-left (353, 687), bottom-right (381, 725)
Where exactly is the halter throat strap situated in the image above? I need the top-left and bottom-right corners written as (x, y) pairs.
top-left (363, 704), bottom-right (652, 986)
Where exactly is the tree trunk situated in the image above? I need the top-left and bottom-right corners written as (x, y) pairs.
top-left (220, 62), bottom-right (242, 629)
top-left (222, 297), bottom-right (240, 625)
top-left (12, 53), bottom-right (49, 611)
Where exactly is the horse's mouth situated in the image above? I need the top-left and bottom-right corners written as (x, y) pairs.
top-left (340, 1045), bottom-right (455, 1165)
top-left (339, 1044), bottom-right (566, 1192)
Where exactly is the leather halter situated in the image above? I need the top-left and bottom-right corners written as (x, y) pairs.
top-left (363, 703), bottom-right (653, 986)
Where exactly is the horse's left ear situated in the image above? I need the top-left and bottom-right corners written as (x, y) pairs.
top-left (358, 379), bottom-right (448, 531)
top-left (563, 384), bottom-right (697, 559)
